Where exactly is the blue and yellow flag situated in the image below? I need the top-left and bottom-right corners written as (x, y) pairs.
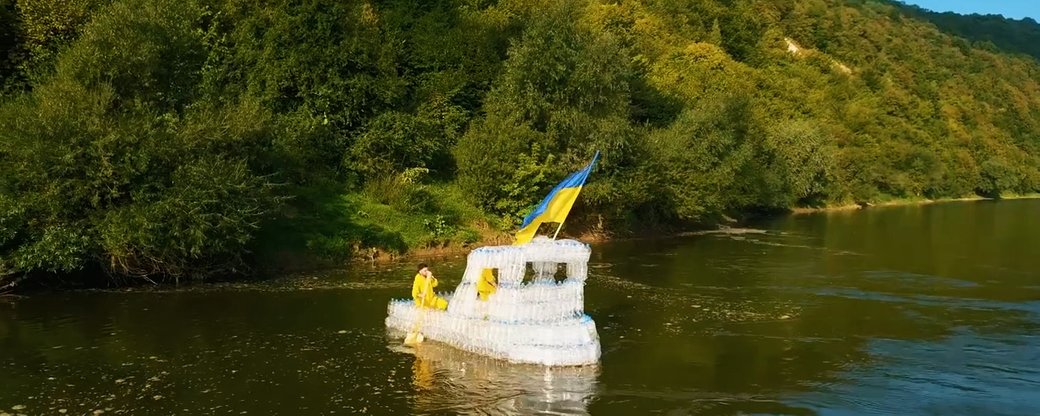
top-left (514, 152), bottom-right (599, 245)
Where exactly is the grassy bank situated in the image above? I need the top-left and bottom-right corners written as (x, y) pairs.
top-left (250, 174), bottom-right (513, 271)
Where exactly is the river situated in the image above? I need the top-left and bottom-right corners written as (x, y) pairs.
top-left (2, 199), bottom-right (1039, 415)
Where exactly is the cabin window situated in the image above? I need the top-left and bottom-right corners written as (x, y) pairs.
top-left (554, 264), bottom-right (569, 283)
top-left (522, 262), bottom-right (569, 284)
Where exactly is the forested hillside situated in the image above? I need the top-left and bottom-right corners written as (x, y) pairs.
top-left (893, 2), bottom-right (1040, 60)
top-left (2, 0), bottom-right (1039, 287)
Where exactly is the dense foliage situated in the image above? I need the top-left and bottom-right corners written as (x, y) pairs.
top-left (893, 1), bottom-right (1040, 61)
top-left (2, 0), bottom-right (1039, 287)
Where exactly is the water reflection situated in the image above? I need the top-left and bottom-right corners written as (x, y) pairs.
top-left (390, 340), bottom-right (598, 415)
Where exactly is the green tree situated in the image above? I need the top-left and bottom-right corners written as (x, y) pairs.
top-left (0, 0), bottom-right (280, 285)
top-left (456, 3), bottom-right (635, 221)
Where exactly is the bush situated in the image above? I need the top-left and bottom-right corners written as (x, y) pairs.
top-left (0, 0), bottom-right (282, 283)
top-left (347, 112), bottom-right (442, 180)
top-left (97, 156), bottom-right (278, 278)
top-left (977, 158), bottom-right (1019, 198)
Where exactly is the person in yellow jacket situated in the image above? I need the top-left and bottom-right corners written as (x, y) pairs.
top-left (477, 268), bottom-right (497, 301)
top-left (412, 263), bottom-right (448, 310)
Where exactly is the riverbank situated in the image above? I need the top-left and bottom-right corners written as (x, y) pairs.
top-left (789, 193), bottom-right (1040, 214)
top-left (6, 195), bottom-right (1038, 293)
top-left (394, 193), bottom-right (1040, 263)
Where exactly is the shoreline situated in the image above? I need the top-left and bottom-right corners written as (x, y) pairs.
top-left (789, 194), bottom-right (1040, 214)
top-left (396, 194), bottom-right (1040, 262)
top-left (6, 196), bottom-right (1037, 293)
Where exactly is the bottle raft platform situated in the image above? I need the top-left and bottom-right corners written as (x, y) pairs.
top-left (386, 238), bottom-right (601, 366)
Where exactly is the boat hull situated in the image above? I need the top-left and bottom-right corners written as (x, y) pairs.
top-left (386, 298), bottom-right (601, 366)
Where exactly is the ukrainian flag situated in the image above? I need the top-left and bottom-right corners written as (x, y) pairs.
top-left (514, 151), bottom-right (600, 245)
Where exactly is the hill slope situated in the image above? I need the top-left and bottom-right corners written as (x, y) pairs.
top-left (1, 0), bottom-right (1039, 286)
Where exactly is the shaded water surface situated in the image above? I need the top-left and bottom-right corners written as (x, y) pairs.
top-left (2, 199), bottom-right (1039, 415)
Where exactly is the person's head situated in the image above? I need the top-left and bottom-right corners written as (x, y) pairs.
top-left (417, 263), bottom-right (430, 277)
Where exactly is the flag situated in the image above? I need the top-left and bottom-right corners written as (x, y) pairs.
top-left (514, 151), bottom-right (599, 245)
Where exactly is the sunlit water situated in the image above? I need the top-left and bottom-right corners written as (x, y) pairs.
top-left (2, 199), bottom-right (1039, 415)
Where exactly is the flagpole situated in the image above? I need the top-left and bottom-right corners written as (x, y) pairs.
top-left (551, 222), bottom-right (564, 240)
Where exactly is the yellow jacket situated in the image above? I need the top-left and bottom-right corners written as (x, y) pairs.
top-left (477, 268), bottom-right (497, 301)
top-left (412, 273), bottom-right (447, 310)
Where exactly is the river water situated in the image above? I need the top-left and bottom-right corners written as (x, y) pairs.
top-left (2, 199), bottom-right (1039, 415)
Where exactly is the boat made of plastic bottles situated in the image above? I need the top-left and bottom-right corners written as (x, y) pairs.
top-left (386, 237), bottom-right (600, 366)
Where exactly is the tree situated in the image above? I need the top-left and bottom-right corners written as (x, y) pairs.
top-left (0, 0), bottom-right (280, 284)
top-left (457, 4), bottom-right (635, 221)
